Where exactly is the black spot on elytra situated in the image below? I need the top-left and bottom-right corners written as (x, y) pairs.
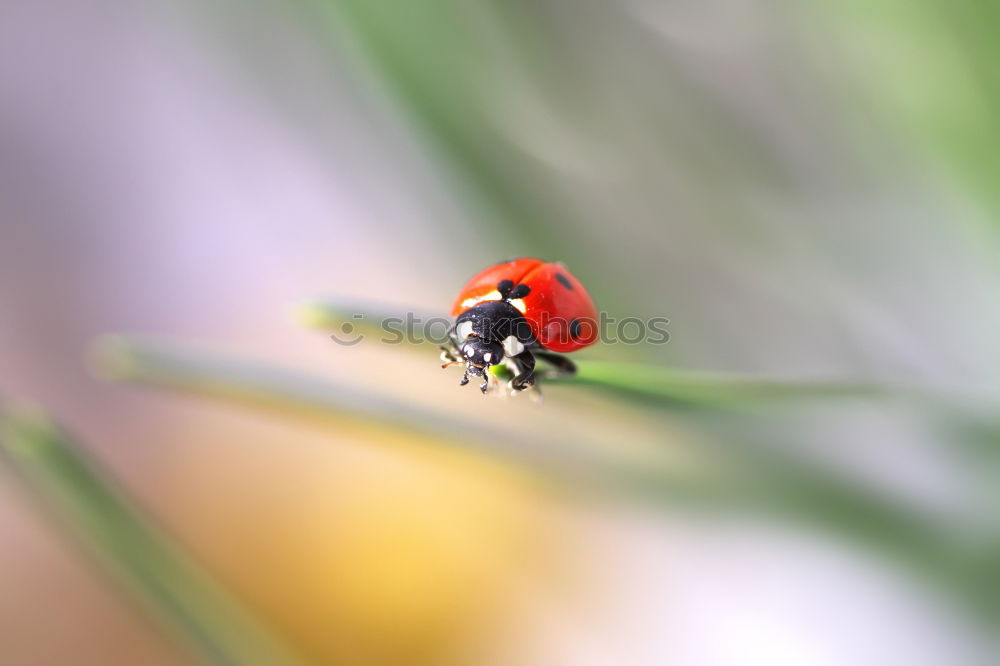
top-left (497, 279), bottom-right (514, 298)
top-left (555, 273), bottom-right (573, 290)
top-left (570, 318), bottom-right (582, 339)
top-left (509, 284), bottom-right (531, 299)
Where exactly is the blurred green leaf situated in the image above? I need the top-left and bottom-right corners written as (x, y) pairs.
top-left (0, 407), bottom-right (310, 666)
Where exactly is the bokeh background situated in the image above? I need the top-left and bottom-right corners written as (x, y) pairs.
top-left (2, 1), bottom-right (999, 665)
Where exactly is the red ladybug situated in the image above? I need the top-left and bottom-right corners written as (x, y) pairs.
top-left (441, 258), bottom-right (598, 393)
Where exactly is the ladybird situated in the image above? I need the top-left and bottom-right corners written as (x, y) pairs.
top-left (441, 258), bottom-right (598, 393)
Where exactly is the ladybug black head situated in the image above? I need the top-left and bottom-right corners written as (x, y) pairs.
top-left (459, 337), bottom-right (503, 376)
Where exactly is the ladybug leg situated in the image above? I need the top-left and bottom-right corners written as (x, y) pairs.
top-left (440, 345), bottom-right (463, 367)
top-left (439, 341), bottom-right (464, 367)
top-left (509, 350), bottom-right (537, 391)
top-left (534, 351), bottom-right (576, 378)
top-left (480, 372), bottom-right (489, 394)
top-left (459, 369), bottom-right (470, 386)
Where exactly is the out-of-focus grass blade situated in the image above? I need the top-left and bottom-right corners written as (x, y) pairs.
top-left (87, 335), bottom-right (889, 527)
top-left (0, 407), bottom-right (310, 666)
top-left (298, 298), bottom-right (883, 407)
top-left (89, 335), bottom-right (711, 496)
top-left (295, 299), bottom-right (445, 349)
top-left (317, 0), bottom-right (566, 257)
top-left (88, 335), bottom-right (1000, 624)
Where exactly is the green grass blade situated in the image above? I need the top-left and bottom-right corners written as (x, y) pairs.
top-left (298, 298), bottom-right (883, 407)
top-left (0, 407), bottom-right (310, 666)
top-left (555, 359), bottom-right (883, 407)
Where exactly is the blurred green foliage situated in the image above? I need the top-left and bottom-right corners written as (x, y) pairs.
top-left (803, 0), bottom-right (1000, 218)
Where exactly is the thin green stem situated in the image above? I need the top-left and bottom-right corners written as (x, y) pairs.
top-left (297, 298), bottom-right (884, 408)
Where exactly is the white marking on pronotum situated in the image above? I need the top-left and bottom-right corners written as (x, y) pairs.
top-left (460, 290), bottom-right (502, 311)
top-left (456, 321), bottom-right (474, 340)
top-left (507, 298), bottom-right (527, 314)
top-left (483, 352), bottom-right (492, 363)
top-left (502, 335), bottom-right (525, 357)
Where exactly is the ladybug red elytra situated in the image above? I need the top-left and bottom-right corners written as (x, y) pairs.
top-left (441, 258), bottom-right (598, 393)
